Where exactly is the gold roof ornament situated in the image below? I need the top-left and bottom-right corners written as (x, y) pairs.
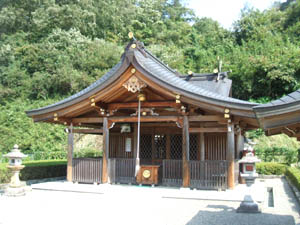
top-left (131, 68), bottom-right (136, 74)
top-left (123, 75), bottom-right (147, 93)
top-left (175, 94), bottom-right (181, 104)
top-left (188, 71), bottom-right (193, 75)
top-left (213, 68), bottom-right (218, 73)
top-left (131, 43), bottom-right (136, 49)
top-left (54, 113), bottom-right (58, 121)
top-left (128, 32), bottom-right (134, 39)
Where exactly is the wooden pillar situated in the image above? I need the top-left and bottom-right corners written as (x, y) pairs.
top-left (237, 127), bottom-right (244, 159)
top-left (67, 124), bottom-right (74, 182)
top-left (227, 123), bottom-right (235, 189)
top-left (182, 116), bottom-right (190, 187)
top-left (102, 117), bottom-right (109, 183)
top-left (166, 134), bottom-right (171, 159)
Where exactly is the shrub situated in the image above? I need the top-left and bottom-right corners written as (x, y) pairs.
top-left (0, 163), bottom-right (11, 184)
top-left (285, 167), bottom-right (300, 191)
top-left (20, 160), bottom-right (67, 180)
top-left (256, 162), bottom-right (287, 175)
top-left (73, 148), bottom-right (102, 158)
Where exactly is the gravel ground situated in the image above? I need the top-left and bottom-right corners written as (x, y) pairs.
top-left (0, 178), bottom-right (299, 225)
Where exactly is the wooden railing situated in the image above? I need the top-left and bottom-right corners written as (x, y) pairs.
top-left (109, 158), bottom-right (136, 184)
top-left (189, 160), bottom-right (229, 190)
top-left (72, 158), bottom-right (102, 184)
top-left (162, 160), bottom-right (183, 187)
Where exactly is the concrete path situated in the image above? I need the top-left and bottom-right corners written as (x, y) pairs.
top-left (0, 178), bottom-right (299, 225)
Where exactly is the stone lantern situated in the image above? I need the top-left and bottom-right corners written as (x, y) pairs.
top-left (237, 152), bottom-right (261, 213)
top-left (4, 144), bottom-right (30, 196)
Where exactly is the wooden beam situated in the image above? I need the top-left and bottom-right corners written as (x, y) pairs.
top-left (72, 129), bottom-right (103, 134)
top-left (182, 116), bottom-right (190, 187)
top-left (189, 127), bottom-right (227, 133)
top-left (72, 117), bottom-right (103, 124)
top-left (227, 123), bottom-right (235, 189)
top-left (109, 116), bottom-right (180, 123)
top-left (189, 115), bottom-right (225, 122)
top-left (67, 124), bottom-right (74, 182)
top-left (108, 101), bottom-right (179, 110)
top-left (102, 118), bottom-right (109, 183)
top-left (72, 116), bottom-right (182, 124)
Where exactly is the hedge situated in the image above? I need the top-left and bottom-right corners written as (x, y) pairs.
top-left (20, 160), bottom-right (67, 180)
top-left (285, 167), bottom-right (300, 191)
top-left (0, 160), bottom-right (67, 183)
top-left (256, 162), bottom-right (287, 175)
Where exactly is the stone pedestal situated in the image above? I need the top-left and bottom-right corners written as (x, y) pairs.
top-left (4, 182), bottom-right (32, 197)
top-left (237, 194), bottom-right (261, 213)
top-left (237, 175), bottom-right (261, 213)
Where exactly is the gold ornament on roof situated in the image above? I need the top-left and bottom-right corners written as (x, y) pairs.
top-left (123, 75), bottom-right (147, 93)
top-left (128, 32), bottom-right (134, 39)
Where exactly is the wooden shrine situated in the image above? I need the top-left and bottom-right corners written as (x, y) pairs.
top-left (27, 35), bottom-right (287, 190)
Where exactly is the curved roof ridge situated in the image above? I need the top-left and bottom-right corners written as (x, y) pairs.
top-left (133, 50), bottom-right (258, 107)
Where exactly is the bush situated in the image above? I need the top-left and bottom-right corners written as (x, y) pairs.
top-left (73, 148), bottom-right (102, 158)
top-left (0, 163), bottom-right (11, 184)
top-left (256, 162), bottom-right (287, 175)
top-left (285, 167), bottom-right (300, 191)
top-left (20, 160), bottom-right (67, 180)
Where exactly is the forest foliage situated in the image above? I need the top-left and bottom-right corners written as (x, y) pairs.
top-left (1, 0), bottom-right (300, 158)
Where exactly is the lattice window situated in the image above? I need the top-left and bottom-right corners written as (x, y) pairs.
top-left (190, 134), bottom-right (198, 160)
top-left (170, 134), bottom-right (182, 159)
top-left (154, 134), bottom-right (166, 159)
top-left (140, 134), bottom-right (152, 159)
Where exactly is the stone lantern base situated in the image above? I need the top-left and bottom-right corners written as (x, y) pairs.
top-left (4, 181), bottom-right (32, 197)
top-left (237, 194), bottom-right (261, 213)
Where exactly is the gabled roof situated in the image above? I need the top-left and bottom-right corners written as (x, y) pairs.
top-left (26, 40), bottom-right (259, 117)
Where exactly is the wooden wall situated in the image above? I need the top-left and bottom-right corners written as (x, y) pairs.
top-left (204, 133), bottom-right (227, 160)
top-left (109, 129), bottom-right (228, 161)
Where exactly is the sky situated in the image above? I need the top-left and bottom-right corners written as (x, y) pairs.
top-left (187, 0), bottom-right (286, 29)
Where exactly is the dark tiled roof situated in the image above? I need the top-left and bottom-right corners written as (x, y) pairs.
top-left (254, 89), bottom-right (300, 117)
top-left (134, 49), bottom-right (254, 107)
top-left (26, 40), bottom-right (259, 116)
top-left (179, 72), bottom-right (232, 97)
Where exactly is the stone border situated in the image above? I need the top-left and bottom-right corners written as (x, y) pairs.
top-left (26, 177), bottom-right (66, 185)
top-left (258, 175), bottom-right (284, 179)
top-left (285, 176), bottom-right (300, 205)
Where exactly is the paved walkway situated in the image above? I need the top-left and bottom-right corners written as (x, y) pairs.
top-left (0, 178), bottom-right (299, 225)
